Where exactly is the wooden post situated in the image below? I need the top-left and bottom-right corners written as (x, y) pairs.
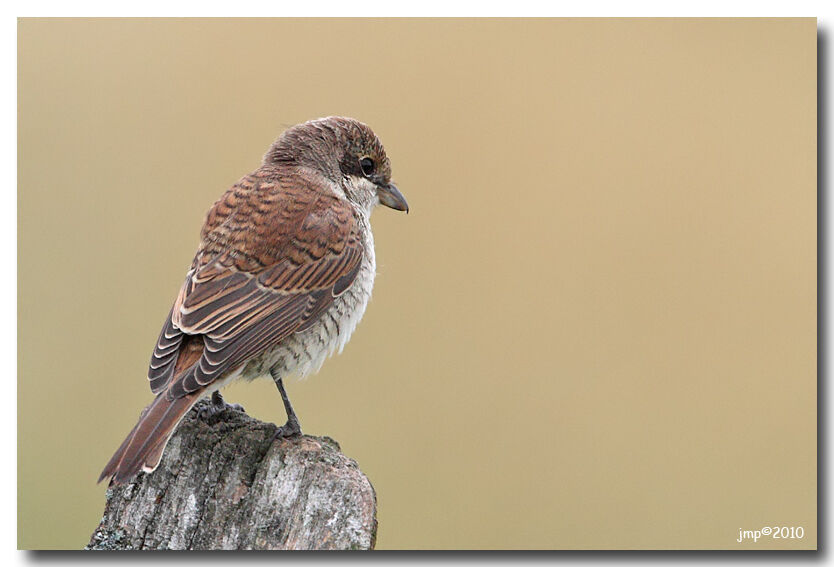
top-left (87, 401), bottom-right (377, 550)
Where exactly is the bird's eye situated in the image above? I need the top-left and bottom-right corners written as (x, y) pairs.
top-left (360, 157), bottom-right (375, 176)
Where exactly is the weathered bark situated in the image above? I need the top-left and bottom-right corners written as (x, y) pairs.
top-left (87, 400), bottom-right (377, 550)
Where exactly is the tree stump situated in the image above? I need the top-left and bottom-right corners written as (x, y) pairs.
top-left (87, 400), bottom-right (377, 550)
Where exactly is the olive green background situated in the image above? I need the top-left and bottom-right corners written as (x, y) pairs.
top-left (18, 18), bottom-right (817, 549)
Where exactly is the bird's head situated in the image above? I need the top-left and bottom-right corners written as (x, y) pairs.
top-left (265, 116), bottom-right (408, 214)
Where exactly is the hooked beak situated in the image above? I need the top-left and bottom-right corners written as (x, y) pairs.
top-left (377, 182), bottom-right (409, 213)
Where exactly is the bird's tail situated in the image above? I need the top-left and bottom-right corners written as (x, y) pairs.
top-left (98, 391), bottom-right (202, 484)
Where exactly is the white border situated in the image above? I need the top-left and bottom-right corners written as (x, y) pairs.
top-left (3, 4), bottom-right (831, 565)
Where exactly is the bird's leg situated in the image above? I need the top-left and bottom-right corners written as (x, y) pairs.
top-left (270, 367), bottom-right (302, 438)
top-left (197, 390), bottom-right (245, 420)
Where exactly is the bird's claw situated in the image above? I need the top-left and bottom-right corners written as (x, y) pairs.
top-left (196, 397), bottom-right (245, 421)
top-left (272, 418), bottom-right (302, 440)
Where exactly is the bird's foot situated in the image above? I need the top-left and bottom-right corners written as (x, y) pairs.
top-left (272, 416), bottom-right (302, 440)
top-left (197, 391), bottom-right (245, 421)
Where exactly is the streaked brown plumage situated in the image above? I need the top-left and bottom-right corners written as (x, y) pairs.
top-left (99, 117), bottom-right (408, 484)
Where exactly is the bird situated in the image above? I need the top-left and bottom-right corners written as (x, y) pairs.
top-left (98, 116), bottom-right (408, 485)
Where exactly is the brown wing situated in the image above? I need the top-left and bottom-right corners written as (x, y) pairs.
top-left (103, 170), bottom-right (364, 484)
top-left (147, 170), bottom-right (364, 399)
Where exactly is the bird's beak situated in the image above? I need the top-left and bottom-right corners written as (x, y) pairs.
top-left (378, 182), bottom-right (409, 213)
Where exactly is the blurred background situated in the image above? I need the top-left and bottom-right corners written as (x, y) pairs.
top-left (18, 18), bottom-right (816, 549)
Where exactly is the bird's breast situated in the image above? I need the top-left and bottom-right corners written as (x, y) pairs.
top-left (242, 222), bottom-right (377, 382)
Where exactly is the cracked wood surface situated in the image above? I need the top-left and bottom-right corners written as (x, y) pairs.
top-left (87, 400), bottom-right (377, 550)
